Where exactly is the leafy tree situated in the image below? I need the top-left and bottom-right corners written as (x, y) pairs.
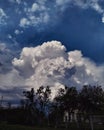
top-left (79, 85), bottom-right (104, 114)
top-left (23, 88), bottom-right (38, 125)
top-left (23, 88), bottom-right (35, 104)
top-left (36, 86), bottom-right (51, 112)
top-left (53, 86), bottom-right (78, 126)
top-left (36, 86), bottom-right (51, 125)
top-left (55, 86), bottom-right (78, 112)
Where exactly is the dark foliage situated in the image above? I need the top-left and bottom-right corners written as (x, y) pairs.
top-left (0, 85), bottom-right (104, 127)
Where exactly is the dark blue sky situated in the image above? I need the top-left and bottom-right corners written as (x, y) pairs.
top-left (0, 0), bottom-right (104, 64)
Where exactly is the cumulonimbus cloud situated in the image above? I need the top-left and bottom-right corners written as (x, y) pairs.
top-left (0, 40), bottom-right (104, 103)
top-left (12, 41), bottom-right (104, 94)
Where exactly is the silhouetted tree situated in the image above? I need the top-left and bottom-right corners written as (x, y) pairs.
top-left (79, 85), bottom-right (104, 114)
top-left (20, 85), bottom-right (104, 127)
top-left (0, 96), bottom-right (3, 109)
top-left (55, 86), bottom-right (78, 112)
top-left (23, 88), bottom-right (38, 125)
top-left (36, 86), bottom-right (51, 125)
top-left (53, 86), bottom-right (78, 126)
top-left (7, 102), bottom-right (12, 109)
top-left (23, 88), bottom-right (35, 104)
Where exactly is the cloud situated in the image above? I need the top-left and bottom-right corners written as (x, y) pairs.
top-left (9, 0), bottom-right (21, 4)
top-left (0, 0), bottom-right (103, 32)
top-left (0, 68), bottom-right (25, 105)
top-left (14, 29), bottom-right (23, 35)
top-left (20, 18), bottom-right (30, 27)
top-left (18, 0), bottom-right (104, 29)
top-left (0, 8), bottom-right (7, 25)
top-left (68, 50), bottom-right (104, 87)
top-left (31, 3), bottom-right (39, 12)
top-left (12, 41), bottom-right (69, 78)
top-left (19, 1), bottom-right (50, 29)
top-left (0, 42), bottom-right (18, 74)
top-left (0, 43), bottom-right (7, 51)
top-left (0, 44), bottom-right (26, 104)
top-left (0, 40), bottom-right (104, 103)
top-left (12, 41), bottom-right (104, 96)
top-left (0, 69), bottom-right (25, 88)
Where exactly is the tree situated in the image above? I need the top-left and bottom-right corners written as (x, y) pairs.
top-left (53, 86), bottom-right (78, 126)
top-left (36, 86), bottom-right (51, 112)
top-left (23, 88), bottom-right (38, 125)
top-left (23, 88), bottom-right (35, 104)
top-left (36, 86), bottom-right (51, 125)
top-left (79, 85), bottom-right (104, 114)
top-left (55, 86), bottom-right (78, 112)
top-left (0, 96), bottom-right (3, 109)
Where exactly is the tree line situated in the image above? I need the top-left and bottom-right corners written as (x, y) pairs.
top-left (0, 85), bottom-right (104, 127)
top-left (21, 85), bottom-right (104, 126)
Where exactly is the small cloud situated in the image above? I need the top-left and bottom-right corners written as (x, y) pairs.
top-left (0, 8), bottom-right (6, 17)
top-left (19, 18), bottom-right (30, 27)
top-left (14, 29), bottom-right (23, 35)
top-left (8, 34), bottom-right (12, 39)
top-left (90, 2), bottom-right (103, 14)
top-left (0, 8), bottom-right (7, 25)
top-left (16, 0), bottom-right (21, 4)
top-left (102, 16), bottom-right (104, 23)
top-left (0, 43), bottom-right (7, 51)
top-left (31, 3), bottom-right (39, 12)
top-left (9, 0), bottom-right (21, 4)
top-left (14, 30), bottom-right (20, 35)
top-left (43, 12), bottom-right (50, 23)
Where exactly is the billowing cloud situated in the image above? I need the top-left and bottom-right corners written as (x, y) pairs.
top-left (12, 41), bottom-right (104, 94)
top-left (0, 40), bottom-right (104, 103)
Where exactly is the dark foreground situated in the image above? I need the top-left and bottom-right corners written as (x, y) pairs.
top-left (0, 122), bottom-right (104, 130)
top-left (0, 123), bottom-right (66, 130)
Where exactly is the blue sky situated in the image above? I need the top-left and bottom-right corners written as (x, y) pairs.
top-left (0, 0), bottom-right (104, 63)
top-left (1, 0), bottom-right (104, 105)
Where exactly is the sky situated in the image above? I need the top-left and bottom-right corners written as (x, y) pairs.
top-left (1, 0), bottom-right (104, 105)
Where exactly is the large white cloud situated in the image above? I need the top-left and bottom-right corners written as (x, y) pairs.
top-left (0, 40), bottom-right (104, 103)
top-left (12, 41), bottom-right (104, 93)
